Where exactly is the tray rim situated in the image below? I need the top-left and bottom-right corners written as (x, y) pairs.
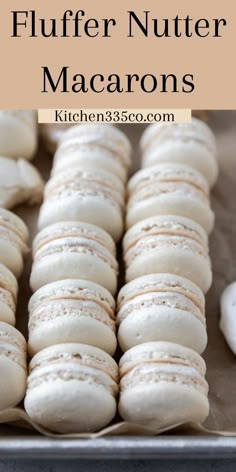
top-left (1, 435), bottom-right (236, 460)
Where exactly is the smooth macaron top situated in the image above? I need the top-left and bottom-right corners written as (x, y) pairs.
top-left (140, 118), bottom-right (216, 155)
top-left (117, 273), bottom-right (205, 317)
top-left (0, 208), bottom-right (29, 243)
top-left (0, 264), bottom-right (18, 302)
top-left (28, 343), bottom-right (119, 390)
top-left (32, 221), bottom-right (117, 261)
top-left (0, 321), bottom-right (27, 370)
top-left (29, 279), bottom-right (115, 319)
top-left (123, 214), bottom-right (209, 257)
top-left (0, 110), bottom-right (36, 130)
top-left (119, 341), bottom-right (207, 386)
top-left (60, 124), bottom-right (132, 169)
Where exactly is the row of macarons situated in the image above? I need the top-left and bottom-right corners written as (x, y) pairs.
top-left (0, 208), bottom-right (210, 432)
top-left (27, 117), bottom-right (216, 432)
top-left (0, 321), bottom-right (209, 434)
top-left (0, 116), bottom-right (218, 433)
top-left (37, 120), bottom-right (218, 243)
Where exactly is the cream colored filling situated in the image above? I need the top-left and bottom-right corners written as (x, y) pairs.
top-left (125, 235), bottom-right (209, 267)
top-left (29, 302), bottom-right (115, 332)
top-left (34, 237), bottom-right (118, 273)
top-left (28, 368), bottom-right (118, 396)
top-left (120, 364), bottom-right (208, 396)
top-left (30, 352), bottom-right (118, 381)
top-left (30, 287), bottom-right (114, 318)
top-left (44, 183), bottom-right (124, 210)
top-left (124, 220), bottom-right (207, 253)
top-left (117, 292), bottom-right (205, 326)
top-left (34, 225), bottom-right (115, 256)
top-left (128, 182), bottom-right (209, 207)
top-left (118, 280), bottom-right (203, 312)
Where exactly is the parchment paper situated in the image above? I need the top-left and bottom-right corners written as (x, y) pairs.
top-left (0, 111), bottom-right (236, 437)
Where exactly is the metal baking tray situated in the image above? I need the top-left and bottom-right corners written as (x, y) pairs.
top-left (0, 435), bottom-right (236, 459)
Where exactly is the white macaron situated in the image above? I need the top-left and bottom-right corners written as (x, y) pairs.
top-left (28, 279), bottom-right (117, 356)
top-left (119, 342), bottom-right (209, 430)
top-left (25, 343), bottom-right (119, 433)
top-left (0, 264), bottom-right (18, 325)
top-left (123, 215), bottom-right (212, 294)
top-left (126, 164), bottom-right (214, 234)
top-left (141, 118), bottom-right (218, 188)
top-left (0, 322), bottom-right (27, 410)
top-left (0, 209), bottom-right (29, 278)
top-left (0, 110), bottom-right (37, 160)
top-left (117, 273), bottom-right (207, 354)
top-left (53, 124), bottom-right (131, 182)
top-left (30, 221), bottom-right (118, 295)
top-left (38, 168), bottom-right (125, 242)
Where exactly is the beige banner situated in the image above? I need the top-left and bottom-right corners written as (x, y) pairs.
top-left (38, 109), bottom-right (192, 123)
top-left (0, 1), bottom-right (234, 108)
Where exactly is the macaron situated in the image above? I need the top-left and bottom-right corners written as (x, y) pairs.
top-left (28, 279), bottom-right (117, 356)
top-left (0, 322), bottom-right (27, 410)
top-left (24, 343), bottom-right (119, 433)
top-left (141, 118), bottom-right (218, 188)
top-left (117, 274), bottom-right (207, 354)
top-left (126, 164), bottom-right (214, 234)
top-left (0, 264), bottom-right (18, 325)
top-left (220, 282), bottom-right (236, 355)
top-left (0, 157), bottom-right (44, 209)
top-left (0, 110), bottom-right (37, 160)
top-left (38, 168), bottom-right (125, 242)
top-left (30, 221), bottom-right (118, 295)
top-left (119, 342), bottom-right (209, 430)
top-left (123, 215), bottom-right (212, 293)
top-left (54, 124), bottom-right (131, 179)
top-left (53, 135), bottom-right (131, 184)
top-left (0, 208), bottom-right (29, 278)
top-left (40, 123), bottom-right (76, 154)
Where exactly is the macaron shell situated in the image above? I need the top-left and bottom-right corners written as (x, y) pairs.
top-left (118, 305), bottom-right (207, 354)
top-left (29, 278), bottom-right (115, 315)
top-left (28, 300), bottom-right (117, 356)
top-left (125, 244), bottom-right (212, 294)
top-left (0, 239), bottom-right (24, 278)
top-left (126, 191), bottom-right (214, 234)
top-left (53, 144), bottom-right (127, 182)
top-left (30, 251), bottom-right (117, 295)
top-left (0, 356), bottom-right (27, 409)
top-left (220, 282), bottom-right (236, 354)
top-left (61, 124), bottom-right (131, 168)
top-left (25, 378), bottom-right (117, 433)
top-left (38, 195), bottom-right (124, 243)
top-left (33, 221), bottom-right (116, 258)
top-left (29, 342), bottom-right (119, 378)
top-left (142, 142), bottom-right (218, 188)
top-left (140, 119), bottom-right (216, 151)
top-left (0, 208), bottom-right (29, 242)
top-left (0, 294), bottom-right (15, 325)
top-left (0, 111), bottom-right (37, 160)
top-left (117, 273), bottom-right (205, 310)
top-left (118, 382), bottom-right (209, 430)
top-left (0, 264), bottom-right (18, 299)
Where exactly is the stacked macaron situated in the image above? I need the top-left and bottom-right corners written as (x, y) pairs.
top-left (0, 111), bottom-right (39, 410)
top-left (117, 119), bottom-right (218, 428)
top-left (0, 111), bottom-right (44, 210)
top-left (38, 124), bottom-right (131, 242)
top-left (0, 208), bottom-right (29, 410)
top-left (25, 124), bottom-right (132, 432)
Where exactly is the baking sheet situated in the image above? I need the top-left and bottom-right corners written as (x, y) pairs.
top-left (0, 111), bottom-right (236, 440)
